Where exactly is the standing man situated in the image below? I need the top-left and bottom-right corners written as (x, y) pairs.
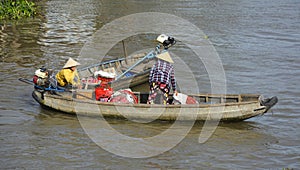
top-left (56, 57), bottom-right (81, 88)
top-left (147, 34), bottom-right (178, 104)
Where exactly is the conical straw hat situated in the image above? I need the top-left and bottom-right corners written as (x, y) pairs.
top-left (63, 58), bottom-right (81, 68)
top-left (156, 51), bottom-right (174, 63)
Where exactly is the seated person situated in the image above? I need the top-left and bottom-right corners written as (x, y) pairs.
top-left (55, 57), bottom-right (81, 88)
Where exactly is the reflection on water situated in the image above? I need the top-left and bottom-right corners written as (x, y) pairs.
top-left (0, 19), bottom-right (43, 68)
top-left (0, 0), bottom-right (299, 169)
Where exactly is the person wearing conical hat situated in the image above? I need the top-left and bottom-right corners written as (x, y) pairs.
top-left (147, 34), bottom-right (178, 104)
top-left (55, 57), bottom-right (81, 88)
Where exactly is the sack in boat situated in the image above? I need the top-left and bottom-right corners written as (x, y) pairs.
top-left (94, 70), bottom-right (116, 84)
top-left (173, 93), bottom-right (198, 104)
top-left (186, 96), bottom-right (198, 104)
top-left (109, 89), bottom-right (138, 104)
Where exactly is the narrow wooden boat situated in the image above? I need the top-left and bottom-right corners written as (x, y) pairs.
top-left (20, 46), bottom-right (278, 122)
top-left (31, 89), bottom-right (278, 122)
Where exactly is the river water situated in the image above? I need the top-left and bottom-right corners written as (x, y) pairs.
top-left (1, 0), bottom-right (299, 169)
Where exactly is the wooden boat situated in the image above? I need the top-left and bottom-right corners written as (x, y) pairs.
top-left (31, 89), bottom-right (278, 122)
top-left (20, 46), bottom-right (278, 122)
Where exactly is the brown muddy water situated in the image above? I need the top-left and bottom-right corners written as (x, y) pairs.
top-left (1, 0), bottom-right (299, 169)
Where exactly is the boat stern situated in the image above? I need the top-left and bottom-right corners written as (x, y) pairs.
top-left (32, 90), bottom-right (45, 105)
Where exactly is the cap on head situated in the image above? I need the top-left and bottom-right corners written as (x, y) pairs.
top-left (63, 58), bottom-right (81, 68)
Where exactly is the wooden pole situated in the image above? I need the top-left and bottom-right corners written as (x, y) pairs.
top-left (122, 40), bottom-right (128, 64)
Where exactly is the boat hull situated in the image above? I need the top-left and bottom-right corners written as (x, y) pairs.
top-left (32, 90), bottom-right (269, 122)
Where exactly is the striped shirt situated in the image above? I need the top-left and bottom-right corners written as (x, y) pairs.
top-left (149, 59), bottom-right (176, 91)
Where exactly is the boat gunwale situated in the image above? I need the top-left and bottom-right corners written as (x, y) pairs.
top-left (43, 91), bottom-right (262, 108)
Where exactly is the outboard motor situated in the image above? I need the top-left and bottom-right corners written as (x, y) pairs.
top-left (33, 67), bottom-right (49, 86)
top-left (33, 67), bottom-right (57, 89)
